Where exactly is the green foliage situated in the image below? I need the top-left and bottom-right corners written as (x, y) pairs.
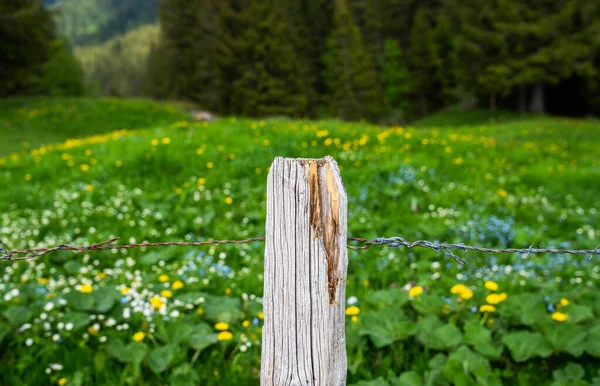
top-left (0, 99), bottom-right (600, 384)
top-left (51, 0), bottom-right (158, 46)
top-left (75, 24), bottom-right (159, 97)
top-left (380, 39), bottom-right (412, 121)
top-left (322, 0), bottom-right (383, 121)
top-left (38, 39), bottom-right (85, 97)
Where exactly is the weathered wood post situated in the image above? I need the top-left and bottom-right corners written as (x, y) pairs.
top-left (261, 156), bottom-right (348, 385)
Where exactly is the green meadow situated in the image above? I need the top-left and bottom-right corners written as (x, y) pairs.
top-left (0, 98), bottom-right (599, 385)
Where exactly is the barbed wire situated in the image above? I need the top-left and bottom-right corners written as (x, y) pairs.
top-left (1, 236), bottom-right (598, 264)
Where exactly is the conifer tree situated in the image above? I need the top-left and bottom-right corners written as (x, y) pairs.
top-left (322, 0), bottom-right (383, 121)
top-left (381, 38), bottom-right (412, 117)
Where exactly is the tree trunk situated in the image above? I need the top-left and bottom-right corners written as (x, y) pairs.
top-left (518, 86), bottom-right (526, 113)
top-left (530, 81), bottom-right (545, 113)
top-left (490, 95), bottom-right (496, 111)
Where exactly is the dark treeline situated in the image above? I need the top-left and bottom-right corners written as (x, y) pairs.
top-left (0, 0), bottom-right (84, 98)
top-left (149, 0), bottom-right (600, 121)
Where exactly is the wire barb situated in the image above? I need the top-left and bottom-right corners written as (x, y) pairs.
top-left (1, 236), bottom-right (599, 264)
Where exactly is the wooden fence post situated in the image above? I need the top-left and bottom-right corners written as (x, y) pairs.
top-left (261, 156), bottom-right (348, 385)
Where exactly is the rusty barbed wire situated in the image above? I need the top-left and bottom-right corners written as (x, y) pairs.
top-left (1, 236), bottom-right (598, 263)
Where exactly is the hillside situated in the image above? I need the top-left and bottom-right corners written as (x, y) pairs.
top-left (75, 24), bottom-right (160, 97)
top-left (48, 0), bottom-right (158, 46)
top-left (0, 98), bottom-right (599, 385)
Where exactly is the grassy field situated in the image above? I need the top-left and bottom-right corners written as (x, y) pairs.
top-left (0, 98), bottom-right (599, 385)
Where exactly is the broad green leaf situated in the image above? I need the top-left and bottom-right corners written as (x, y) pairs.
top-left (358, 308), bottom-right (415, 348)
top-left (349, 377), bottom-right (390, 386)
top-left (542, 322), bottom-right (587, 357)
top-left (551, 362), bottom-right (588, 386)
top-left (68, 291), bottom-right (95, 311)
top-left (148, 344), bottom-right (179, 373)
top-left (366, 289), bottom-right (409, 308)
top-left (411, 294), bottom-right (447, 315)
top-left (106, 340), bottom-right (148, 364)
top-left (502, 331), bottom-right (553, 362)
top-left (169, 363), bottom-right (200, 386)
top-left (94, 287), bottom-right (120, 313)
top-left (443, 346), bottom-right (501, 386)
top-left (3, 306), bottom-right (31, 326)
top-left (429, 323), bottom-right (463, 350)
top-left (62, 311), bottom-right (90, 330)
top-left (586, 324), bottom-right (600, 357)
top-left (463, 319), bottom-right (502, 359)
top-left (568, 305), bottom-right (594, 323)
top-left (391, 371), bottom-right (423, 386)
top-left (203, 296), bottom-right (243, 324)
top-left (0, 323), bottom-right (9, 344)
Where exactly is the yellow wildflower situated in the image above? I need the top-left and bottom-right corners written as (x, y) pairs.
top-left (484, 281), bottom-right (498, 291)
top-left (161, 137), bottom-right (171, 145)
top-left (479, 304), bottom-right (496, 313)
top-left (58, 378), bottom-right (67, 386)
top-left (408, 286), bottom-right (424, 298)
top-left (158, 274), bottom-right (169, 282)
top-left (132, 332), bottom-right (145, 342)
top-left (459, 289), bottom-right (474, 300)
top-left (345, 306), bottom-right (360, 316)
top-left (151, 139), bottom-right (159, 146)
top-left (217, 331), bottom-right (233, 341)
top-left (88, 326), bottom-right (97, 335)
top-left (80, 284), bottom-right (93, 293)
top-left (258, 311), bottom-right (264, 320)
top-left (560, 298), bottom-right (569, 307)
top-left (161, 290), bottom-right (172, 298)
top-left (120, 287), bottom-right (130, 295)
top-left (115, 160), bottom-right (122, 167)
top-left (215, 322), bottom-right (229, 331)
top-left (497, 189), bottom-right (508, 198)
top-left (242, 320), bottom-right (250, 328)
top-left (96, 272), bottom-right (106, 279)
top-left (225, 288), bottom-right (232, 295)
top-left (150, 296), bottom-right (164, 310)
top-left (486, 293), bottom-right (507, 305)
top-left (80, 164), bottom-right (89, 172)
top-left (224, 197), bottom-right (233, 205)
top-left (450, 284), bottom-right (468, 295)
top-left (351, 316), bottom-right (359, 322)
top-left (206, 162), bottom-right (214, 168)
top-left (196, 307), bottom-right (204, 315)
top-left (551, 312), bottom-right (567, 322)
top-left (25, 174), bottom-right (32, 181)
top-left (37, 278), bottom-right (49, 285)
top-left (172, 281), bottom-right (184, 290)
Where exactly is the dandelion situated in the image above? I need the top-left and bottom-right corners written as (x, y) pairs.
top-left (196, 307), bottom-right (204, 315)
top-left (242, 320), bottom-right (250, 328)
top-left (162, 137), bottom-right (171, 145)
top-left (38, 278), bottom-right (49, 285)
top-left (408, 286), bottom-right (423, 298)
top-left (351, 316), bottom-right (359, 322)
top-left (486, 293), bottom-right (507, 305)
top-left (497, 189), bottom-right (508, 198)
top-left (80, 284), bottom-right (93, 294)
top-left (258, 312), bottom-right (264, 320)
top-left (484, 281), bottom-right (498, 291)
top-left (450, 284), bottom-right (468, 294)
top-left (217, 331), bottom-right (233, 341)
top-left (224, 197), bottom-right (233, 205)
top-left (88, 326), bottom-right (97, 335)
top-left (150, 296), bottom-right (164, 310)
top-left (115, 160), bottom-right (123, 167)
top-left (120, 287), bottom-right (130, 295)
top-left (345, 306), bottom-right (360, 316)
top-left (151, 139), bottom-right (159, 146)
top-left (80, 164), bottom-right (89, 172)
top-left (161, 290), bottom-right (172, 298)
top-left (85, 184), bottom-right (94, 192)
top-left (206, 162), bottom-right (214, 169)
top-left (363, 280), bottom-right (370, 287)
top-left (58, 378), bottom-right (67, 386)
top-left (132, 332), bottom-right (145, 342)
top-left (172, 281), bottom-right (184, 290)
top-left (215, 322), bottom-right (229, 331)
top-left (560, 298), bottom-right (569, 306)
top-left (25, 174), bottom-right (32, 181)
top-left (551, 312), bottom-right (568, 322)
top-left (158, 275), bottom-right (169, 283)
top-left (479, 304), bottom-right (496, 313)
top-left (459, 289), bottom-right (474, 300)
